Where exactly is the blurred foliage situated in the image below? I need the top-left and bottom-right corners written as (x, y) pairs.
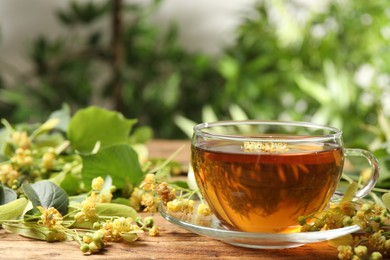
top-left (216, 1), bottom-right (390, 147)
top-left (212, 0), bottom-right (390, 186)
top-left (0, 0), bottom-right (390, 186)
top-left (0, 0), bottom-right (224, 138)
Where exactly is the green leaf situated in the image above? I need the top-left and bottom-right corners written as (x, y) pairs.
top-left (382, 193), bottom-right (390, 211)
top-left (295, 75), bottom-right (331, 105)
top-left (131, 144), bottom-right (148, 164)
top-left (67, 106), bottom-right (137, 153)
top-left (50, 172), bottom-right (83, 196)
top-left (95, 203), bottom-right (138, 219)
top-left (170, 180), bottom-right (189, 189)
top-left (30, 118), bottom-right (60, 140)
top-left (0, 198), bottom-right (28, 220)
top-left (341, 182), bottom-right (359, 203)
top-left (81, 144), bottom-right (144, 190)
top-left (22, 180), bottom-right (69, 216)
top-left (2, 223), bottom-right (72, 241)
top-left (68, 202), bottom-right (138, 229)
top-left (0, 185), bottom-right (17, 205)
top-left (218, 55), bottom-right (239, 81)
top-left (111, 197), bottom-right (132, 206)
top-left (202, 105), bottom-right (219, 123)
top-left (229, 104), bottom-right (248, 121)
top-left (2, 223), bottom-right (46, 241)
top-left (128, 125), bottom-right (153, 144)
top-left (173, 115), bottom-right (196, 138)
top-left (328, 234), bottom-right (354, 248)
top-left (48, 103), bottom-right (71, 132)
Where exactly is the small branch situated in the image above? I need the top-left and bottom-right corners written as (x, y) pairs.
top-left (111, 0), bottom-right (125, 112)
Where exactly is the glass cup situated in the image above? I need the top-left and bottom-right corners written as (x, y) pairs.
top-left (191, 120), bottom-right (379, 233)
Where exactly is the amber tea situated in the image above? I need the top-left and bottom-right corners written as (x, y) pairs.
top-left (191, 141), bottom-right (344, 233)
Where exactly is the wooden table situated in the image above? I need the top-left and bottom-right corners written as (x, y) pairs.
top-left (0, 140), bottom-right (341, 259)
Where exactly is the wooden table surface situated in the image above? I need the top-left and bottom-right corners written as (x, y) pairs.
top-left (0, 140), bottom-right (341, 259)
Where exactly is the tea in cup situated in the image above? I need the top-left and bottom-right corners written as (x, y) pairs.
top-left (191, 121), bottom-right (379, 233)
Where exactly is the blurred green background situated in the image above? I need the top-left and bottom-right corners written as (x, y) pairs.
top-left (1, 1), bottom-right (390, 185)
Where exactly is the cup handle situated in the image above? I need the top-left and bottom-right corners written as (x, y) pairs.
top-left (343, 148), bottom-right (380, 199)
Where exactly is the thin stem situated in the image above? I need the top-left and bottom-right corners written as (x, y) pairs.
top-left (147, 145), bottom-right (185, 175)
top-left (111, 0), bottom-right (125, 112)
top-left (1, 119), bottom-right (15, 132)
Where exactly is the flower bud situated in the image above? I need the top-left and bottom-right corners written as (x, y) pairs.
top-left (370, 252), bottom-right (383, 260)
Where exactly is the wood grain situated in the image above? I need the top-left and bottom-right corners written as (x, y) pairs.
top-left (0, 214), bottom-right (339, 259)
top-left (0, 140), bottom-right (341, 259)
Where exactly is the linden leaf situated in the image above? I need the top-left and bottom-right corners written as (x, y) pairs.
top-left (81, 144), bottom-right (144, 190)
top-left (95, 203), bottom-right (138, 219)
top-left (341, 182), bottom-right (359, 203)
top-left (48, 103), bottom-right (71, 132)
top-left (30, 118), bottom-right (60, 140)
top-left (22, 180), bottom-right (69, 216)
top-left (2, 223), bottom-right (47, 241)
top-left (328, 234), bottom-right (354, 248)
top-left (0, 198), bottom-right (28, 220)
top-left (0, 185), bottom-right (17, 205)
top-left (2, 223), bottom-right (72, 241)
top-left (67, 106), bottom-right (137, 153)
top-left (382, 192), bottom-right (390, 211)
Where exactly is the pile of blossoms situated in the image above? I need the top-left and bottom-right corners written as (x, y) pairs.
top-left (299, 186), bottom-right (390, 260)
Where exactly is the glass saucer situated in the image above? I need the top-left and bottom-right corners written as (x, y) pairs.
top-left (159, 203), bottom-right (361, 249)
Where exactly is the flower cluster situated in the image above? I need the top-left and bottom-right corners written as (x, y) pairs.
top-left (0, 131), bottom-right (36, 188)
top-left (11, 131), bottom-right (31, 149)
top-left (130, 173), bottom-right (177, 213)
top-left (337, 244), bottom-right (384, 260)
top-left (167, 199), bottom-right (195, 214)
top-left (0, 164), bottom-right (19, 188)
top-left (78, 214), bottom-right (161, 255)
top-left (72, 176), bottom-right (161, 254)
top-left (75, 177), bottom-right (114, 223)
top-left (300, 201), bottom-right (387, 233)
top-left (38, 206), bottom-right (64, 229)
top-left (36, 206), bottom-right (68, 242)
top-left (0, 120), bottom-right (82, 191)
top-left (299, 199), bottom-right (389, 259)
top-left (132, 172), bottom-right (212, 224)
top-left (243, 141), bottom-right (288, 153)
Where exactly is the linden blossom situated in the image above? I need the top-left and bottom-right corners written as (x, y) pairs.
top-left (242, 141), bottom-right (289, 153)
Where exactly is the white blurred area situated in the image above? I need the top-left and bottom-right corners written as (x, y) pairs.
top-left (0, 0), bottom-right (256, 77)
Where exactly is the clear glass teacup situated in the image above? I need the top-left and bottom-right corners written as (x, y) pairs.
top-left (191, 120), bottom-right (379, 233)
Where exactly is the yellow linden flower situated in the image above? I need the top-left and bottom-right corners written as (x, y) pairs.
top-left (197, 202), bottom-right (212, 216)
top-left (102, 218), bottom-right (140, 242)
top-left (37, 206), bottom-right (63, 230)
top-left (98, 190), bottom-right (113, 203)
top-left (91, 176), bottom-right (104, 191)
top-left (42, 151), bottom-right (56, 170)
top-left (243, 141), bottom-right (288, 153)
top-left (129, 187), bottom-right (145, 211)
top-left (112, 217), bottom-right (133, 233)
top-left (157, 182), bottom-right (176, 205)
top-left (149, 225), bottom-right (160, 237)
top-left (140, 173), bottom-right (156, 191)
top-left (11, 131), bottom-right (31, 149)
top-left (0, 164), bottom-right (19, 187)
top-left (81, 199), bottom-right (97, 221)
top-left (167, 199), bottom-right (195, 214)
top-left (141, 193), bottom-right (159, 213)
top-left (12, 148), bottom-right (33, 167)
